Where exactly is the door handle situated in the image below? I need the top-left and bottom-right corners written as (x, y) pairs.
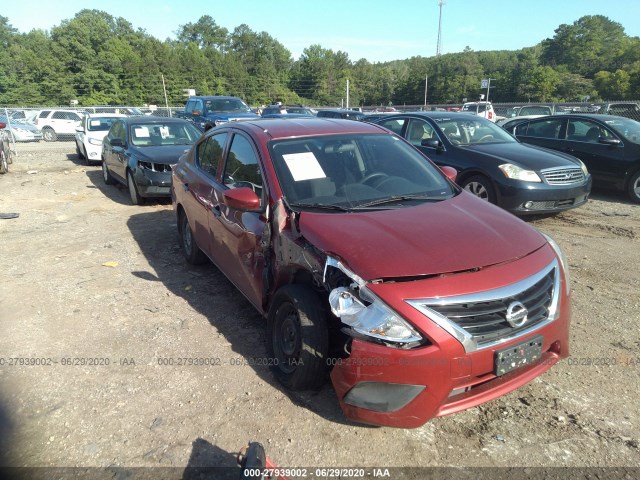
top-left (211, 205), bottom-right (221, 218)
top-left (182, 183), bottom-right (189, 192)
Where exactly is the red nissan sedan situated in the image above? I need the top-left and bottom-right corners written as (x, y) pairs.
top-left (171, 118), bottom-right (571, 428)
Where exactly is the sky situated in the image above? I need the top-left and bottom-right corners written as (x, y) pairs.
top-left (5, 0), bottom-right (640, 63)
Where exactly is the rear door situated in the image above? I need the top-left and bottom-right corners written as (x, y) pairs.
top-left (176, 132), bottom-right (228, 257)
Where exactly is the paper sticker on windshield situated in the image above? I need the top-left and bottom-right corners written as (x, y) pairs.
top-left (134, 127), bottom-right (150, 138)
top-left (90, 120), bottom-right (101, 126)
top-left (282, 152), bottom-right (326, 181)
top-left (159, 126), bottom-right (170, 138)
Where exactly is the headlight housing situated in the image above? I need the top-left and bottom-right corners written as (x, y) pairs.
top-left (499, 163), bottom-right (541, 182)
top-left (88, 138), bottom-right (103, 146)
top-left (329, 287), bottom-right (423, 347)
top-left (577, 159), bottom-right (589, 176)
top-left (542, 233), bottom-right (570, 294)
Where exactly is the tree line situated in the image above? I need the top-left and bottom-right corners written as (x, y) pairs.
top-left (0, 10), bottom-right (638, 108)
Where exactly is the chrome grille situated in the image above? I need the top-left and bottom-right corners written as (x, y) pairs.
top-left (541, 167), bottom-right (585, 185)
top-left (406, 261), bottom-right (560, 352)
top-left (428, 272), bottom-right (553, 344)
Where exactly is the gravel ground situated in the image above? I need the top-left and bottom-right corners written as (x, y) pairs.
top-left (0, 141), bottom-right (639, 478)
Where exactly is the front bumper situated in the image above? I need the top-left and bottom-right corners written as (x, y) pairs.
top-left (330, 245), bottom-right (570, 428)
top-left (496, 176), bottom-right (592, 214)
top-left (132, 167), bottom-right (172, 198)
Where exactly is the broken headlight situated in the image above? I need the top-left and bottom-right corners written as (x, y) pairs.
top-left (329, 287), bottom-right (423, 347)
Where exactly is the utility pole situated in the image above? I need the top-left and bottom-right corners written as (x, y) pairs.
top-left (436, 0), bottom-right (445, 56)
top-left (424, 75), bottom-right (428, 108)
top-left (346, 79), bottom-right (350, 109)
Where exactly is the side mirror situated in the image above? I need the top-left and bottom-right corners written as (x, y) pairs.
top-left (110, 138), bottom-right (124, 147)
top-left (440, 166), bottom-right (458, 183)
top-left (423, 139), bottom-right (443, 149)
top-left (223, 187), bottom-right (260, 211)
top-left (75, 126), bottom-right (84, 133)
top-left (599, 138), bottom-right (621, 146)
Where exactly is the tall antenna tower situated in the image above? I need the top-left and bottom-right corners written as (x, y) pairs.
top-left (436, 0), bottom-right (445, 56)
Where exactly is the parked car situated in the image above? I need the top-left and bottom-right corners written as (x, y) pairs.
top-left (0, 115), bottom-right (43, 142)
top-left (101, 116), bottom-right (202, 204)
top-left (517, 105), bottom-right (554, 117)
top-left (373, 112), bottom-right (591, 214)
top-left (506, 113), bottom-right (640, 203)
top-left (461, 101), bottom-right (496, 122)
top-left (172, 117), bottom-right (572, 428)
top-left (316, 109), bottom-right (366, 121)
top-left (176, 95), bottom-right (260, 130)
top-left (596, 102), bottom-right (640, 121)
top-left (261, 105), bottom-right (316, 116)
top-left (497, 114), bottom-right (547, 128)
top-left (75, 113), bottom-right (125, 165)
top-left (35, 109), bottom-right (83, 141)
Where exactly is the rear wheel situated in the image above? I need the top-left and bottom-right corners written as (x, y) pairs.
top-left (627, 170), bottom-right (640, 204)
top-left (42, 128), bottom-right (57, 142)
top-left (179, 210), bottom-right (207, 264)
top-left (127, 171), bottom-right (144, 205)
top-left (267, 284), bottom-right (328, 391)
top-left (461, 174), bottom-right (497, 204)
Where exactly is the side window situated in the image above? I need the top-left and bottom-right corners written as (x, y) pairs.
top-left (39, 111), bottom-right (50, 118)
top-left (197, 133), bottom-right (227, 178)
top-left (513, 122), bottom-right (529, 136)
top-left (525, 119), bottom-right (563, 139)
top-left (379, 118), bottom-right (406, 135)
top-left (568, 120), bottom-right (611, 143)
top-left (407, 120), bottom-right (432, 146)
top-left (223, 134), bottom-right (263, 199)
top-left (52, 111), bottom-right (66, 120)
top-left (185, 100), bottom-right (196, 114)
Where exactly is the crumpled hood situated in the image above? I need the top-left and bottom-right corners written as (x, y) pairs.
top-left (298, 193), bottom-right (546, 280)
top-left (134, 145), bottom-right (192, 164)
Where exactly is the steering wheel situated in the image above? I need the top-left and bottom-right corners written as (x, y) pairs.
top-left (478, 134), bottom-right (494, 142)
top-left (360, 173), bottom-right (389, 187)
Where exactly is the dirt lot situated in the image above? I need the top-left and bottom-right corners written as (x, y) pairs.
top-left (0, 141), bottom-right (639, 477)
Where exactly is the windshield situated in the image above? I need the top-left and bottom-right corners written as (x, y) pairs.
top-left (435, 117), bottom-right (517, 146)
top-left (87, 117), bottom-right (121, 132)
top-left (205, 98), bottom-right (251, 113)
top-left (603, 117), bottom-right (640, 143)
top-left (130, 122), bottom-right (202, 147)
top-left (269, 134), bottom-right (456, 211)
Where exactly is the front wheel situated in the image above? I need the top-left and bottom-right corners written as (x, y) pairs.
top-left (102, 161), bottom-right (115, 185)
top-left (127, 171), bottom-right (144, 205)
top-left (267, 284), bottom-right (328, 391)
top-left (627, 170), bottom-right (640, 204)
top-left (461, 174), bottom-right (497, 204)
top-left (0, 150), bottom-right (7, 174)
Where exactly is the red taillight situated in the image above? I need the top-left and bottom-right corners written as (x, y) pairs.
top-left (489, 112), bottom-right (493, 119)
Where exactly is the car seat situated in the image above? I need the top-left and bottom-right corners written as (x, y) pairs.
top-left (408, 123), bottom-right (426, 145)
top-left (585, 127), bottom-right (600, 142)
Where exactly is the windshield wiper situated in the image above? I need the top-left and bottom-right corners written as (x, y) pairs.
top-left (290, 202), bottom-right (351, 212)
top-left (354, 194), bottom-right (444, 209)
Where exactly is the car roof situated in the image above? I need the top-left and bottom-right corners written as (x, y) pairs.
top-left (222, 117), bottom-right (390, 140)
top-left (388, 111), bottom-right (483, 121)
top-left (85, 113), bottom-right (126, 118)
top-left (120, 116), bottom-right (191, 124)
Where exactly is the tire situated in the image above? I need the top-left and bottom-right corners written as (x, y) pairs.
top-left (42, 128), bottom-right (57, 142)
top-left (76, 143), bottom-right (85, 160)
top-left (102, 160), bottom-right (115, 185)
top-left (461, 174), bottom-right (497, 204)
top-left (0, 150), bottom-right (7, 174)
top-left (178, 210), bottom-right (207, 264)
top-left (127, 171), bottom-right (145, 205)
top-left (627, 170), bottom-right (640, 204)
top-left (267, 284), bottom-right (328, 391)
